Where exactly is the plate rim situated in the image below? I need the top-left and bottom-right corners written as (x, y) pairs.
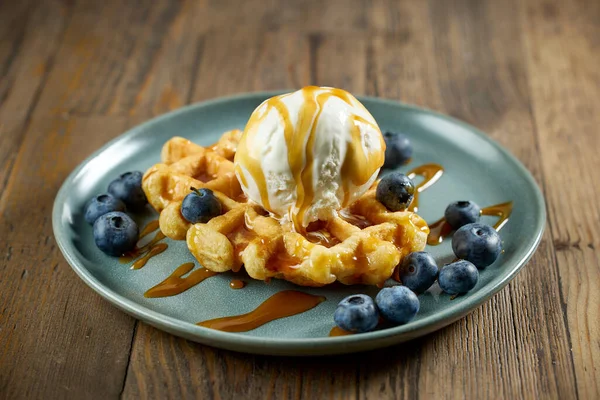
top-left (52, 91), bottom-right (546, 355)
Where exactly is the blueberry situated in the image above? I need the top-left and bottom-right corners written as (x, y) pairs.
top-left (452, 223), bottom-right (502, 268)
top-left (397, 251), bottom-right (439, 293)
top-left (375, 286), bottom-right (419, 325)
top-left (383, 131), bottom-right (413, 168)
top-left (376, 172), bottom-right (415, 211)
top-left (334, 294), bottom-right (379, 333)
top-left (181, 187), bottom-right (222, 224)
top-left (444, 201), bottom-right (481, 229)
top-left (108, 171), bottom-right (147, 211)
top-left (438, 260), bottom-right (479, 295)
top-left (93, 211), bottom-right (139, 256)
top-left (84, 194), bottom-right (126, 225)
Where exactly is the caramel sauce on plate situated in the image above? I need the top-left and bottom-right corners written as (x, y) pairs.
top-left (426, 201), bottom-right (514, 246)
top-left (329, 326), bottom-right (353, 337)
top-left (197, 290), bottom-right (326, 332)
top-left (131, 243), bottom-right (168, 270)
top-left (481, 201), bottom-right (513, 230)
top-left (426, 218), bottom-right (454, 246)
top-left (139, 219), bottom-right (160, 239)
top-left (119, 230), bottom-right (167, 263)
top-left (144, 263), bottom-right (218, 298)
top-left (406, 164), bottom-right (444, 212)
top-left (229, 279), bottom-right (246, 290)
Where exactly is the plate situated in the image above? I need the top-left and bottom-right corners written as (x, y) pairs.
top-left (53, 92), bottom-right (545, 356)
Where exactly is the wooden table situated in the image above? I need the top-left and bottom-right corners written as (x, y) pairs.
top-left (1, 0), bottom-right (598, 398)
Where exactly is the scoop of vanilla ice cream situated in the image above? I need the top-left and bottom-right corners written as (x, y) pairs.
top-left (234, 86), bottom-right (385, 230)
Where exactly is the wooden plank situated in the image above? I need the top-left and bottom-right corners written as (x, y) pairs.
top-left (122, 326), bottom-right (360, 399)
top-left (188, 29), bottom-right (310, 102)
top-left (359, 0), bottom-right (577, 398)
top-left (0, 0), bottom-right (71, 196)
top-left (521, 0), bottom-right (600, 397)
top-left (0, 116), bottom-right (137, 398)
top-left (32, 0), bottom-right (186, 118)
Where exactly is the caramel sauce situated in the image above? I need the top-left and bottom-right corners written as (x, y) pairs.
top-left (119, 231), bottom-right (166, 263)
top-left (305, 220), bottom-right (341, 247)
top-left (426, 201), bottom-right (514, 246)
top-left (139, 219), bottom-right (160, 239)
top-left (229, 279), bottom-right (246, 290)
top-left (406, 164), bottom-right (444, 212)
top-left (144, 262), bottom-right (218, 298)
top-left (131, 243), bottom-right (168, 270)
top-left (236, 87), bottom-right (384, 232)
top-left (197, 290), bottom-right (326, 332)
top-left (481, 201), bottom-right (513, 230)
top-left (338, 209), bottom-right (372, 229)
top-left (195, 172), bottom-right (217, 183)
top-left (306, 230), bottom-right (340, 247)
top-left (265, 252), bottom-right (302, 272)
top-left (329, 316), bottom-right (386, 336)
top-left (426, 218), bottom-right (453, 246)
top-left (329, 326), bottom-right (353, 337)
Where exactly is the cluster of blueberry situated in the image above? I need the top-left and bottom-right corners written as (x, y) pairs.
top-left (86, 170), bottom-right (225, 256)
top-left (333, 200), bottom-right (502, 333)
top-left (85, 171), bottom-right (147, 256)
top-left (334, 132), bottom-right (503, 333)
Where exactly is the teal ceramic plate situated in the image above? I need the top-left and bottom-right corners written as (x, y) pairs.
top-left (53, 92), bottom-right (545, 356)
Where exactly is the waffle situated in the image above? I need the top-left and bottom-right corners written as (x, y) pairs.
top-left (142, 131), bottom-right (430, 287)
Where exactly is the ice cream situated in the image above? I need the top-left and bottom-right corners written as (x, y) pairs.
top-left (234, 86), bottom-right (385, 231)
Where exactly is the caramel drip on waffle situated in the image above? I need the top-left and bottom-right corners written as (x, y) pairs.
top-left (235, 87), bottom-right (385, 232)
top-left (197, 290), bottom-right (325, 332)
top-left (427, 201), bottom-right (514, 246)
top-left (144, 263), bottom-right (218, 298)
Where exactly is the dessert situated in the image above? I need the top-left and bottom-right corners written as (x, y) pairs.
top-left (80, 87), bottom-right (516, 338)
top-left (142, 86), bottom-right (430, 286)
top-left (234, 86), bottom-right (385, 230)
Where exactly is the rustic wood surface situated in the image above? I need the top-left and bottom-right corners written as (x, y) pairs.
top-left (1, 0), bottom-right (598, 398)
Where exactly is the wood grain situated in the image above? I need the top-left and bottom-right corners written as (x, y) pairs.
top-left (361, 0), bottom-right (576, 398)
top-left (1, 0), bottom-right (598, 398)
top-left (0, 0), bottom-right (71, 197)
top-left (521, 0), bottom-right (600, 398)
top-left (0, 116), bottom-right (137, 398)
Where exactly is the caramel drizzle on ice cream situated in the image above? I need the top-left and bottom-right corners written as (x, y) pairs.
top-left (235, 87), bottom-right (385, 233)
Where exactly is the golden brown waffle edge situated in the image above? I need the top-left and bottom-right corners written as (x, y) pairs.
top-left (142, 131), bottom-right (429, 287)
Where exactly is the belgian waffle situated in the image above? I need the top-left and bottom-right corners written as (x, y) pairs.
top-left (142, 131), bottom-right (429, 287)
